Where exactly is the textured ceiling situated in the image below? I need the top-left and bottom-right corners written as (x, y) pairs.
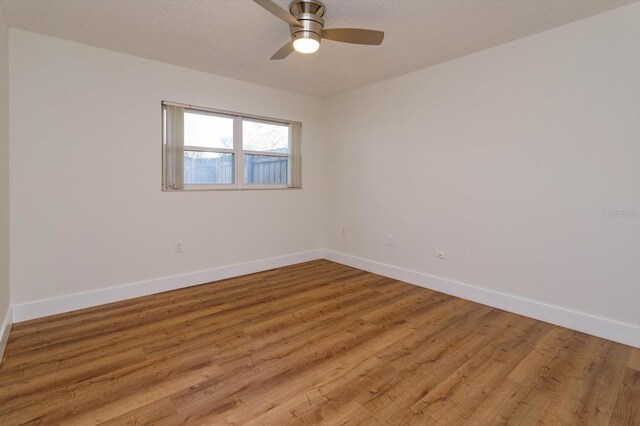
top-left (2, 0), bottom-right (635, 97)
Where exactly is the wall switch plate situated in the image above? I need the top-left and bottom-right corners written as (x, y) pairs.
top-left (175, 241), bottom-right (183, 254)
top-left (435, 250), bottom-right (447, 260)
top-left (386, 236), bottom-right (393, 247)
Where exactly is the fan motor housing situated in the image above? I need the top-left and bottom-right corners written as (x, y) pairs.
top-left (289, 0), bottom-right (325, 45)
top-left (289, 0), bottom-right (324, 16)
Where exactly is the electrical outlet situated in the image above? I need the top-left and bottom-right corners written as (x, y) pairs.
top-left (341, 227), bottom-right (346, 237)
top-left (435, 250), bottom-right (447, 260)
top-left (385, 236), bottom-right (393, 247)
top-left (175, 241), bottom-right (183, 254)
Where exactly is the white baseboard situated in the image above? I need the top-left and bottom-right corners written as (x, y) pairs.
top-left (12, 250), bottom-right (323, 323)
top-left (0, 306), bottom-right (12, 364)
top-left (323, 250), bottom-right (640, 348)
top-left (10, 248), bottom-right (639, 349)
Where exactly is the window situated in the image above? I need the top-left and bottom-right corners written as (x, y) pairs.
top-left (162, 102), bottom-right (301, 190)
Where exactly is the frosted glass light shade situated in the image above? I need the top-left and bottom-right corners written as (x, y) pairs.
top-left (293, 38), bottom-right (320, 54)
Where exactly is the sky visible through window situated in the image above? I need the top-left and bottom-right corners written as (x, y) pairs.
top-left (184, 112), bottom-right (233, 149)
top-left (183, 110), bottom-right (288, 153)
top-left (243, 121), bottom-right (289, 153)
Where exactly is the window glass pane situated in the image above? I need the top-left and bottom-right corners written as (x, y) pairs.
top-left (184, 151), bottom-right (234, 184)
top-left (244, 155), bottom-right (288, 185)
top-left (243, 120), bottom-right (289, 154)
top-left (184, 111), bottom-right (233, 149)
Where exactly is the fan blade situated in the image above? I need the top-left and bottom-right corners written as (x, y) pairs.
top-left (322, 28), bottom-right (384, 45)
top-left (253, 0), bottom-right (302, 27)
top-left (271, 41), bottom-right (295, 60)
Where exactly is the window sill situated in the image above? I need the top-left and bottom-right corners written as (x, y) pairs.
top-left (163, 185), bottom-right (301, 192)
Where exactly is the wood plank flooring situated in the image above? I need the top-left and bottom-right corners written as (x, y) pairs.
top-left (0, 260), bottom-right (638, 425)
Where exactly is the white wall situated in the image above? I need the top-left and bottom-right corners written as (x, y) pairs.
top-left (323, 4), bottom-right (640, 340)
top-left (9, 30), bottom-right (324, 310)
top-left (0, 3), bottom-right (11, 358)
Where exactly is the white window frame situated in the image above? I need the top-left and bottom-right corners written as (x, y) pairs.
top-left (162, 101), bottom-right (301, 191)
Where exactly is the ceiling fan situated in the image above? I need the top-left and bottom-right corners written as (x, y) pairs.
top-left (253, 0), bottom-right (384, 59)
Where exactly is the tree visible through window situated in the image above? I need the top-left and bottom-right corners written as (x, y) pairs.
top-left (242, 120), bottom-right (289, 185)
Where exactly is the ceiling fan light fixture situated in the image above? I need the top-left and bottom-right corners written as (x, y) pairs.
top-left (254, 0), bottom-right (384, 60)
top-left (293, 36), bottom-right (320, 54)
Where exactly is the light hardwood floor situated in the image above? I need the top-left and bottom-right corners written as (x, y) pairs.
top-left (0, 260), bottom-right (638, 425)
